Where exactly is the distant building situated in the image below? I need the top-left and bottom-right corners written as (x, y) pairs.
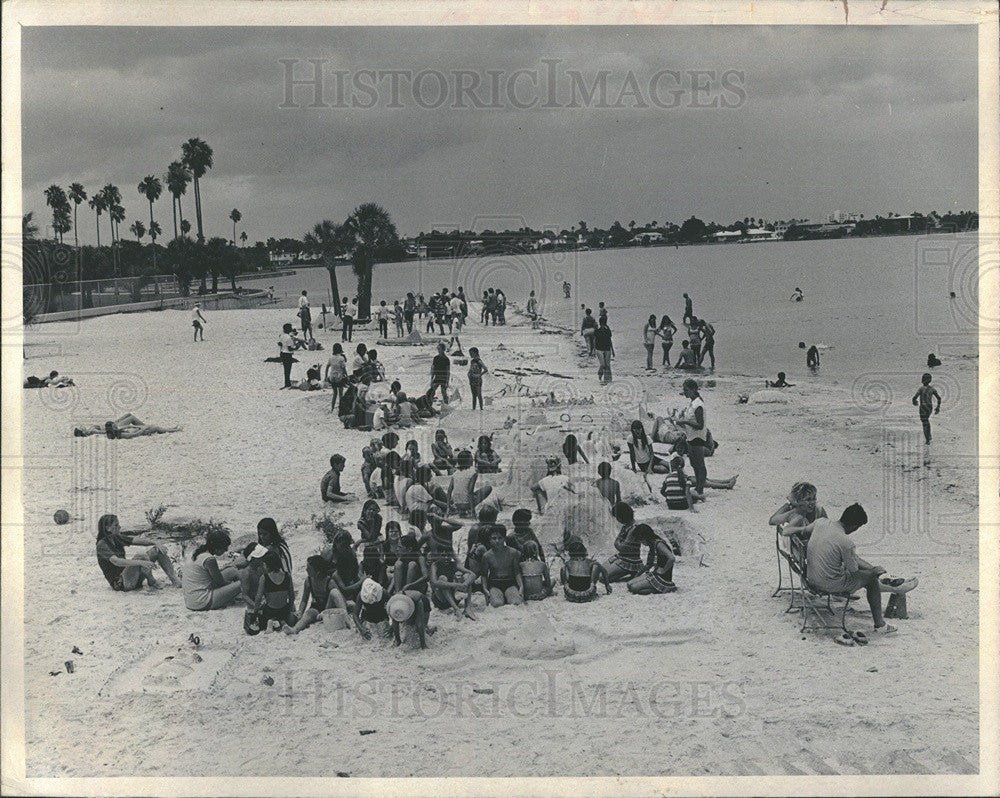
top-left (630, 231), bottom-right (665, 245)
top-left (712, 230), bottom-right (743, 242)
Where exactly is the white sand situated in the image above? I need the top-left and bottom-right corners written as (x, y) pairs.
top-left (18, 302), bottom-right (979, 777)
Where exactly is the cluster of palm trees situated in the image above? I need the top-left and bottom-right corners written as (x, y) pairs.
top-left (304, 202), bottom-right (400, 320)
top-left (39, 137), bottom-right (240, 286)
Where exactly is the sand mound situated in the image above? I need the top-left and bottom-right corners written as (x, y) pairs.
top-left (748, 390), bottom-right (790, 404)
top-left (100, 638), bottom-right (234, 696)
top-left (487, 612), bottom-right (576, 660)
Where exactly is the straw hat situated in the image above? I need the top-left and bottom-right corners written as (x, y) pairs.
top-left (387, 593), bottom-right (415, 622)
top-left (360, 578), bottom-right (384, 605)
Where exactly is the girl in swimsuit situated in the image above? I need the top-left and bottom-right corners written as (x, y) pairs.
top-left (428, 546), bottom-right (477, 620)
top-left (603, 502), bottom-right (645, 582)
top-left (253, 550), bottom-right (296, 631)
top-left (355, 500), bottom-right (384, 579)
top-left (561, 536), bottom-right (612, 602)
top-left (626, 524), bottom-right (678, 595)
top-left (519, 541), bottom-right (552, 601)
top-left (287, 555), bottom-right (352, 634)
top-left (627, 420), bottom-right (654, 474)
top-left (657, 315), bottom-right (677, 367)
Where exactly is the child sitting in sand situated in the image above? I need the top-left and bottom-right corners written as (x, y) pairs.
top-left (519, 541), bottom-right (552, 601)
top-left (287, 555), bottom-right (352, 634)
top-left (475, 435), bottom-right (502, 474)
top-left (482, 527), bottom-right (524, 607)
top-left (253, 550), bottom-right (297, 632)
top-left (355, 578), bottom-right (391, 640)
top-left (321, 454), bottom-right (356, 503)
top-left (626, 524), bottom-right (678, 595)
top-left (508, 508), bottom-right (546, 564)
top-left (594, 461), bottom-right (622, 508)
top-left (675, 341), bottom-right (698, 370)
top-left (561, 536), bottom-right (612, 602)
top-left (355, 499), bottom-right (384, 576)
top-left (431, 429), bottom-right (457, 473)
top-left (450, 450), bottom-right (493, 517)
top-left (766, 372), bottom-right (794, 388)
top-left (380, 451), bottom-right (401, 508)
top-left (391, 533), bottom-right (434, 648)
top-left (428, 546), bottom-right (478, 620)
top-left (360, 439), bottom-right (384, 498)
top-left (660, 455), bottom-right (701, 512)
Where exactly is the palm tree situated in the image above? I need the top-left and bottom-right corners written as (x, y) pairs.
top-left (88, 193), bottom-right (107, 248)
top-left (109, 204), bottom-right (126, 277)
top-left (68, 183), bottom-right (87, 254)
top-left (343, 202), bottom-right (399, 320)
top-left (149, 221), bottom-right (162, 246)
top-left (181, 138), bottom-right (213, 243)
top-left (180, 219), bottom-right (192, 237)
top-left (229, 209), bottom-right (242, 247)
top-left (137, 175), bottom-right (163, 271)
top-left (303, 219), bottom-right (349, 315)
top-left (240, 231), bottom-right (247, 247)
top-left (165, 160), bottom-right (191, 240)
top-left (23, 212), bottom-right (39, 240)
top-left (130, 220), bottom-right (146, 242)
top-left (44, 185), bottom-right (71, 242)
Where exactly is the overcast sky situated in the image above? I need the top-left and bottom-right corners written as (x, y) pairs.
top-left (22, 25), bottom-right (977, 244)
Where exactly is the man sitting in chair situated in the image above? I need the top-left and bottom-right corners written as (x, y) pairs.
top-left (784, 503), bottom-right (915, 638)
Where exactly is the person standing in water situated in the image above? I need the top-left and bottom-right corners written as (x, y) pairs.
top-left (912, 373), bottom-right (942, 444)
top-left (806, 344), bottom-right (820, 369)
top-left (191, 303), bottom-right (207, 342)
top-left (682, 293), bottom-right (694, 326)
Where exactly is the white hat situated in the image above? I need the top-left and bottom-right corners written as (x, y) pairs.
top-left (360, 578), bottom-right (384, 605)
top-left (248, 544), bottom-right (268, 559)
top-left (387, 593), bottom-right (415, 622)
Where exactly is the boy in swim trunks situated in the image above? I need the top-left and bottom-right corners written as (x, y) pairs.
top-left (912, 373), bottom-right (942, 444)
top-left (482, 527), bottom-right (524, 607)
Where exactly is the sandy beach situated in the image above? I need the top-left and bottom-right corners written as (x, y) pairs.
top-left (15, 298), bottom-right (981, 778)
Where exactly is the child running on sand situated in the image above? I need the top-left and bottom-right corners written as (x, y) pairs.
top-left (561, 536), bottom-right (612, 602)
top-left (912, 373), bottom-right (942, 444)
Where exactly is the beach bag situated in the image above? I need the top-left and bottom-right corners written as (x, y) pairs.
top-left (243, 608), bottom-right (263, 636)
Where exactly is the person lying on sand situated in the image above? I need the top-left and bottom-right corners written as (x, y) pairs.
top-left (561, 536), bottom-right (612, 602)
top-left (626, 524), bottom-right (678, 595)
top-left (96, 513), bottom-right (182, 591)
top-left (783, 504), bottom-right (917, 638)
top-left (25, 370), bottom-right (75, 388)
top-left (74, 413), bottom-right (181, 439)
top-left (766, 372), bottom-right (794, 388)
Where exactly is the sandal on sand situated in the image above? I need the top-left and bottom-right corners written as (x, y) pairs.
top-left (835, 632), bottom-right (855, 646)
top-left (880, 574), bottom-right (905, 588)
top-left (851, 631), bottom-right (869, 646)
top-left (872, 624), bottom-right (897, 636)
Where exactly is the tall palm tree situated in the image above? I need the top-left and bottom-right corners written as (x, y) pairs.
top-left (343, 203), bottom-right (398, 320)
top-left (180, 219), bottom-right (192, 236)
top-left (44, 185), bottom-right (68, 242)
top-left (240, 231), bottom-right (247, 247)
top-left (137, 175), bottom-right (163, 271)
top-left (88, 193), bottom-right (107, 248)
top-left (109, 204), bottom-right (126, 277)
top-left (229, 209), bottom-right (242, 246)
top-left (303, 219), bottom-right (349, 315)
top-left (181, 138), bottom-right (213, 243)
top-left (166, 160), bottom-right (190, 240)
top-left (130, 220), bottom-right (146, 242)
top-left (68, 183), bottom-right (87, 254)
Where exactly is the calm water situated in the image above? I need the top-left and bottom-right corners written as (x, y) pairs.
top-left (244, 235), bottom-right (979, 394)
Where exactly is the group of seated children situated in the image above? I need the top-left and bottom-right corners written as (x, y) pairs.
top-left (336, 378), bottom-right (438, 431)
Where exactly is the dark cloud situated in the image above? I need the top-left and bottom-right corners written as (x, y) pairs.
top-left (22, 25), bottom-right (976, 242)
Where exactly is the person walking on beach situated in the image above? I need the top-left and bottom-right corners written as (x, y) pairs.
top-left (325, 343), bottom-right (349, 411)
top-left (278, 323), bottom-right (296, 388)
top-left (341, 296), bottom-right (355, 342)
top-left (430, 342), bottom-right (451, 404)
top-left (642, 315), bottom-right (658, 370)
top-left (912, 373), bottom-right (942, 444)
top-left (682, 293), bottom-right (694, 326)
top-left (581, 308), bottom-right (598, 355)
top-left (191, 303), bottom-right (207, 342)
top-left (594, 318), bottom-right (615, 384)
top-left (657, 314), bottom-right (677, 367)
top-left (298, 291), bottom-right (314, 342)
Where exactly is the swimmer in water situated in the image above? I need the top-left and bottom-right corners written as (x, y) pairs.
top-left (790, 287), bottom-right (804, 302)
top-left (766, 372), bottom-right (794, 388)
